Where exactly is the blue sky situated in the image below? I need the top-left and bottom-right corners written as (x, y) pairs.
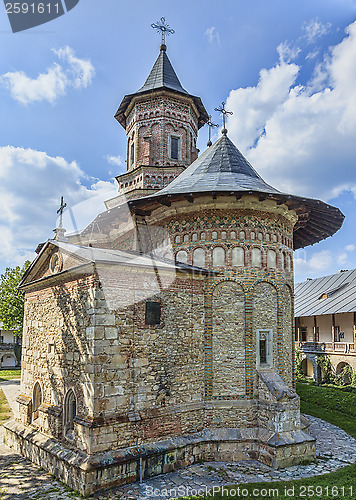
top-left (1, 0), bottom-right (356, 282)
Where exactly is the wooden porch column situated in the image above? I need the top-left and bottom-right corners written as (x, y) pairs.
top-left (332, 313), bottom-right (336, 349)
top-left (313, 315), bottom-right (318, 345)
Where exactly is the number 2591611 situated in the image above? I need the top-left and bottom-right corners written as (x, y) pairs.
top-left (5, 3), bottom-right (61, 14)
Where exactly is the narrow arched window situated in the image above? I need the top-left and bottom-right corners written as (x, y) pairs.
top-left (239, 231), bottom-right (245, 240)
top-left (232, 247), bottom-right (244, 266)
top-left (230, 231), bottom-right (236, 239)
top-left (193, 248), bottom-right (205, 267)
top-left (64, 389), bottom-right (77, 436)
top-left (211, 231), bottom-right (218, 240)
top-left (130, 142), bottom-right (135, 166)
top-left (212, 247), bottom-right (226, 267)
top-left (32, 382), bottom-right (42, 421)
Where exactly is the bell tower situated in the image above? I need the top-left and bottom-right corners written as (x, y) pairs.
top-left (108, 21), bottom-right (208, 206)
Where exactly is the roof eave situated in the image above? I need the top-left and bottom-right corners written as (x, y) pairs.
top-left (114, 88), bottom-right (208, 129)
top-left (127, 189), bottom-right (344, 250)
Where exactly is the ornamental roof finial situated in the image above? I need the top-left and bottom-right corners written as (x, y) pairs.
top-left (214, 102), bottom-right (233, 135)
top-left (206, 114), bottom-right (219, 147)
top-left (151, 17), bottom-right (175, 50)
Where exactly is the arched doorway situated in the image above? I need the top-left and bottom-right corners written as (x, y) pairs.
top-left (1, 354), bottom-right (16, 367)
top-left (301, 358), bottom-right (314, 379)
top-left (336, 362), bottom-right (352, 385)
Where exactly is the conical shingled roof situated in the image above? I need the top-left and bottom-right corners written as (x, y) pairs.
top-left (151, 134), bottom-right (281, 196)
top-left (137, 44), bottom-right (187, 94)
top-left (115, 45), bottom-right (208, 129)
top-left (130, 133), bottom-right (344, 250)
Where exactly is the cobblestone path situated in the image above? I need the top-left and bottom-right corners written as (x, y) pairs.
top-left (1, 381), bottom-right (355, 499)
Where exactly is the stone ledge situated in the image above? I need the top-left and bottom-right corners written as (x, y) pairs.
top-left (4, 419), bottom-right (316, 495)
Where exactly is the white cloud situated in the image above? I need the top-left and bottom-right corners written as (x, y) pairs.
top-left (294, 249), bottom-right (334, 277)
top-left (277, 41), bottom-right (301, 63)
top-left (105, 154), bottom-right (124, 167)
top-left (1, 46), bottom-right (95, 105)
top-left (294, 244), bottom-right (355, 280)
top-left (205, 26), bottom-right (221, 45)
top-left (303, 18), bottom-right (332, 44)
top-left (306, 48), bottom-right (320, 61)
top-left (226, 21), bottom-right (356, 201)
top-left (0, 146), bottom-right (116, 271)
top-left (345, 244), bottom-right (356, 252)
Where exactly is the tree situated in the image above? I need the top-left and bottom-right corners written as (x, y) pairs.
top-left (0, 261), bottom-right (30, 337)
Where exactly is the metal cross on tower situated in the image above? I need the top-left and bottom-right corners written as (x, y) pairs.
top-left (151, 17), bottom-right (175, 46)
top-left (214, 102), bottom-right (233, 135)
top-left (57, 196), bottom-right (67, 229)
top-left (206, 115), bottom-right (219, 147)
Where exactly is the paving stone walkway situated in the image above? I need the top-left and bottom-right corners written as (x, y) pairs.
top-left (0, 381), bottom-right (355, 499)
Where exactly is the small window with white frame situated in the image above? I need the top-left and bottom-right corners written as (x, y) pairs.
top-left (256, 329), bottom-right (273, 367)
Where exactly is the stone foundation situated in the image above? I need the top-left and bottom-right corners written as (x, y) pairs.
top-left (4, 418), bottom-right (315, 496)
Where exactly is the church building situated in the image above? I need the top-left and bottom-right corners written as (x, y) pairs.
top-left (4, 24), bottom-right (344, 495)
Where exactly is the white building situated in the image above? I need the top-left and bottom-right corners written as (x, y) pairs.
top-left (0, 323), bottom-right (19, 368)
top-left (295, 269), bottom-right (356, 382)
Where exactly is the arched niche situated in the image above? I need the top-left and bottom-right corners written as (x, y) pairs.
top-left (212, 247), bottom-right (226, 267)
top-left (231, 247), bottom-right (244, 266)
top-left (281, 285), bottom-right (293, 385)
top-left (176, 250), bottom-right (188, 264)
top-left (267, 249), bottom-right (277, 268)
top-left (212, 281), bottom-right (245, 397)
top-left (251, 248), bottom-right (262, 267)
top-left (253, 282), bottom-right (277, 370)
top-left (32, 381), bottom-right (42, 421)
top-left (193, 247), bottom-right (205, 267)
top-left (63, 389), bottom-right (77, 438)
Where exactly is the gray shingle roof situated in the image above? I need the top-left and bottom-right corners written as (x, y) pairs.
top-left (148, 134), bottom-right (281, 196)
top-left (137, 45), bottom-right (187, 94)
top-left (19, 240), bottom-right (213, 289)
top-left (130, 133), bottom-right (344, 250)
top-left (115, 46), bottom-right (208, 129)
top-left (295, 269), bottom-right (356, 317)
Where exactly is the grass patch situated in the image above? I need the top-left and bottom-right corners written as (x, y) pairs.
top-left (0, 369), bottom-right (21, 381)
top-left (181, 381), bottom-right (356, 500)
top-left (297, 381), bottom-right (356, 439)
top-left (0, 388), bottom-right (11, 423)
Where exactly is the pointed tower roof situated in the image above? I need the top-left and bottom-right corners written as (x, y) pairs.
top-left (115, 45), bottom-right (208, 129)
top-left (150, 134), bottom-right (281, 196)
top-left (130, 133), bottom-right (344, 250)
top-left (137, 44), bottom-right (187, 94)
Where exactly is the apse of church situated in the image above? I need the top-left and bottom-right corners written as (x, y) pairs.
top-left (5, 18), bottom-right (345, 496)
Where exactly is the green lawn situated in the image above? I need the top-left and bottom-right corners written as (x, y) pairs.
top-left (182, 381), bottom-right (356, 500)
top-left (0, 388), bottom-right (11, 424)
top-left (0, 369), bottom-right (21, 381)
top-left (297, 381), bottom-right (356, 438)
